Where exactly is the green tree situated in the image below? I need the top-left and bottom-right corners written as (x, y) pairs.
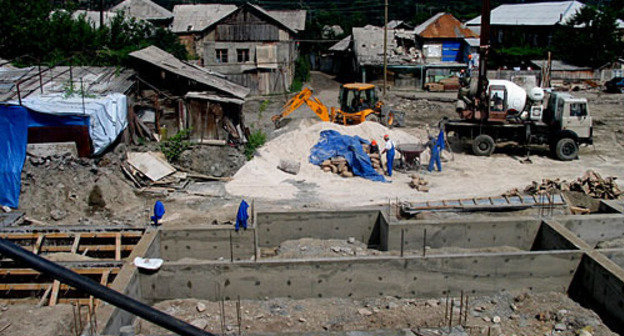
top-left (552, 5), bottom-right (623, 67)
top-left (0, 0), bottom-right (187, 66)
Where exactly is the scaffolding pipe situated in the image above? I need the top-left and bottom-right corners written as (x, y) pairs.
top-left (0, 238), bottom-right (216, 336)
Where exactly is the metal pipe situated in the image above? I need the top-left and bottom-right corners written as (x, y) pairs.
top-left (477, 0), bottom-right (491, 118)
top-left (0, 238), bottom-right (216, 336)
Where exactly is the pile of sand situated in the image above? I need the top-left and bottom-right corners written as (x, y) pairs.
top-left (226, 121), bottom-right (423, 202)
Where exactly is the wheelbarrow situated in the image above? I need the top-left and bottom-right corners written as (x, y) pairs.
top-left (396, 143), bottom-right (427, 172)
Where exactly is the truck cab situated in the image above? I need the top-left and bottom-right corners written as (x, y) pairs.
top-left (545, 92), bottom-right (593, 141)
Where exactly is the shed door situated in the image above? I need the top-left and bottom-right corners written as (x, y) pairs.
top-left (441, 41), bottom-right (461, 62)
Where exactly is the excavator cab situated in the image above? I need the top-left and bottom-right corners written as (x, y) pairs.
top-left (338, 83), bottom-right (379, 113)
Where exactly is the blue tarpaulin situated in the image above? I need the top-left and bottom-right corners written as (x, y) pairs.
top-left (0, 105), bottom-right (28, 208)
top-left (309, 130), bottom-right (386, 182)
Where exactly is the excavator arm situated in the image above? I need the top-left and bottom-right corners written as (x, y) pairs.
top-left (271, 88), bottom-right (331, 124)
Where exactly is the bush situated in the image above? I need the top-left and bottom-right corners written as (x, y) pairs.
top-left (244, 129), bottom-right (267, 160)
top-left (289, 78), bottom-right (303, 93)
top-left (160, 129), bottom-right (191, 162)
top-left (290, 56), bottom-right (310, 92)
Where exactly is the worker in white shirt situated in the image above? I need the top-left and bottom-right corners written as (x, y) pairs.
top-left (380, 134), bottom-right (396, 176)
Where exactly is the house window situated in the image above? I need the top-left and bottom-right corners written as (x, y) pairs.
top-left (216, 49), bottom-right (228, 63)
top-left (237, 49), bottom-right (250, 62)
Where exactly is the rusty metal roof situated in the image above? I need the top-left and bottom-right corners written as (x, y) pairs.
top-left (130, 46), bottom-right (249, 99)
top-left (414, 13), bottom-right (478, 39)
top-left (0, 66), bottom-right (135, 102)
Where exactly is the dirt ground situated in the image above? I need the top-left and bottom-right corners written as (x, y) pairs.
top-left (260, 237), bottom-right (523, 259)
top-left (0, 304), bottom-right (75, 336)
top-left (135, 291), bottom-right (615, 336)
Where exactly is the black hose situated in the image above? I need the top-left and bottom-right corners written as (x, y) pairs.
top-left (0, 238), bottom-right (217, 336)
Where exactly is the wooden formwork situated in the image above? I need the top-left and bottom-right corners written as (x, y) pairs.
top-left (0, 229), bottom-right (145, 306)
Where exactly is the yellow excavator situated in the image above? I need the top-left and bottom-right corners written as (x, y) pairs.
top-left (271, 83), bottom-right (398, 127)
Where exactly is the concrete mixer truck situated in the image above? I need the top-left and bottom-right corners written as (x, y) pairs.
top-left (444, 80), bottom-right (593, 160)
top-left (442, 0), bottom-right (593, 161)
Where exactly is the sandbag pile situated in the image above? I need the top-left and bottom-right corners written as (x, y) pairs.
top-left (409, 174), bottom-right (429, 192)
top-left (368, 153), bottom-right (385, 175)
top-left (320, 157), bottom-right (354, 178)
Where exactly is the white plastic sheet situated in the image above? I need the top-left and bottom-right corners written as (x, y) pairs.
top-left (17, 93), bottom-right (127, 154)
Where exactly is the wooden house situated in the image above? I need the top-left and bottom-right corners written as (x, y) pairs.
top-left (171, 3), bottom-right (306, 95)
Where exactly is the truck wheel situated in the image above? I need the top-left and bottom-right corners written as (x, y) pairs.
top-left (472, 134), bottom-right (495, 156)
top-left (554, 137), bottom-right (578, 161)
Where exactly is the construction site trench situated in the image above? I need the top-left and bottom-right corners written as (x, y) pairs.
top-left (7, 200), bottom-right (613, 335)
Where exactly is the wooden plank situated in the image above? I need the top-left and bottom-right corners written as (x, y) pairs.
top-left (33, 234), bottom-right (44, 254)
top-left (49, 280), bottom-right (60, 306)
top-left (0, 268), bottom-right (120, 276)
top-left (71, 234), bottom-right (81, 254)
top-left (40, 245), bottom-right (134, 253)
top-left (115, 233), bottom-right (122, 261)
top-left (0, 282), bottom-right (112, 292)
top-left (100, 270), bottom-right (111, 286)
top-left (36, 285), bottom-right (53, 307)
top-left (57, 298), bottom-right (94, 305)
top-left (127, 151), bottom-right (176, 182)
top-left (0, 232), bottom-right (143, 240)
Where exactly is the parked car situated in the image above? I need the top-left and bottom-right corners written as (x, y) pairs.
top-left (605, 76), bottom-right (624, 93)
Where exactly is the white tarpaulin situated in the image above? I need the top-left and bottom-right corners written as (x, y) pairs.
top-left (15, 93), bottom-right (127, 155)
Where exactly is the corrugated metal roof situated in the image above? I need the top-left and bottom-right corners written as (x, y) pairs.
top-left (466, 1), bottom-right (585, 26)
top-left (0, 66), bottom-right (135, 102)
top-left (111, 0), bottom-right (173, 21)
top-left (171, 3), bottom-right (303, 34)
top-left (329, 35), bottom-right (351, 52)
top-left (171, 4), bottom-right (237, 33)
top-left (531, 59), bottom-right (593, 71)
top-left (185, 92), bottom-right (245, 105)
top-left (246, 4), bottom-right (297, 33)
top-left (130, 46), bottom-right (249, 99)
top-left (267, 10), bottom-right (307, 32)
top-left (414, 12), bottom-right (478, 39)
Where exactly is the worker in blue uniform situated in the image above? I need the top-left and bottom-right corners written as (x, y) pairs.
top-left (428, 129), bottom-right (445, 172)
top-left (381, 134), bottom-right (395, 177)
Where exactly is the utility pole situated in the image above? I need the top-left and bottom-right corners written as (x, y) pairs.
top-left (100, 0), bottom-right (104, 28)
top-left (383, 0), bottom-right (388, 96)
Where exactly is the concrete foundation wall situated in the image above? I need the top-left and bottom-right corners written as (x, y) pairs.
top-left (383, 217), bottom-right (541, 251)
top-left (556, 214), bottom-right (624, 247)
top-left (569, 252), bottom-right (624, 334)
top-left (160, 226), bottom-right (255, 261)
top-left (139, 251), bottom-right (582, 302)
top-left (599, 249), bottom-right (624, 269)
top-left (255, 210), bottom-right (382, 248)
top-left (531, 220), bottom-right (588, 251)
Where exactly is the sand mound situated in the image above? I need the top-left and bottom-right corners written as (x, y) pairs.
top-left (226, 121), bottom-right (423, 201)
